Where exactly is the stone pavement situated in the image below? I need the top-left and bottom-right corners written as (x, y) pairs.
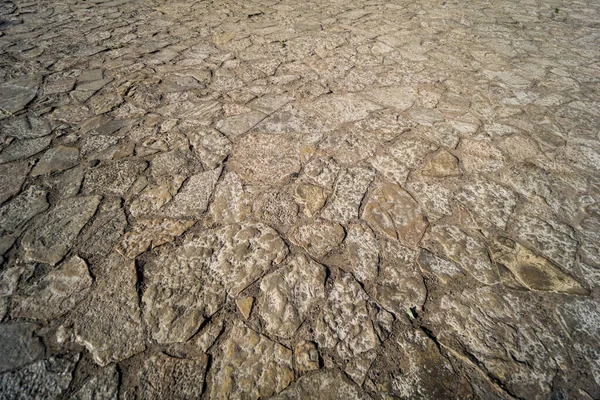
top-left (0, 0), bottom-right (599, 398)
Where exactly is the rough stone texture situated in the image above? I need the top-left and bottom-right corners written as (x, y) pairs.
top-left (210, 322), bottom-right (294, 399)
top-left (1, 0), bottom-right (599, 397)
top-left (363, 182), bottom-right (429, 247)
top-left (0, 357), bottom-right (75, 399)
top-left (0, 161), bottom-right (29, 205)
top-left (11, 256), bottom-right (93, 320)
top-left (272, 369), bottom-right (372, 400)
top-left (30, 146), bottom-right (79, 176)
top-left (0, 322), bottom-right (45, 373)
top-left (142, 223), bottom-right (288, 343)
top-left (259, 254), bottom-right (326, 338)
top-left (59, 253), bottom-right (145, 366)
top-left (21, 196), bottom-right (101, 265)
top-left (138, 353), bottom-right (208, 399)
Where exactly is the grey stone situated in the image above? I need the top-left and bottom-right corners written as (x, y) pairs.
top-left (0, 136), bottom-right (51, 164)
top-left (1, 115), bottom-right (52, 139)
top-left (31, 146), bottom-right (79, 176)
top-left (321, 167), bottom-right (374, 224)
top-left (71, 365), bottom-right (119, 400)
top-left (0, 322), bottom-right (45, 373)
top-left (272, 369), bottom-right (372, 400)
top-left (0, 76), bottom-right (39, 115)
top-left (0, 185), bottom-right (48, 235)
top-left (21, 196), bottom-right (101, 265)
top-left (82, 159), bottom-right (147, 196)
top-left (0, 357), bottom-right (75, 399)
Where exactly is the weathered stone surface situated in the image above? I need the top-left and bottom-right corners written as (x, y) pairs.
top-left (0, 161), bottom-right (29, 204)
top-left (210, 321), bottom-right (294, 399)
top-left (0, 136), bottom-right (51, 164)
top-left (206, 172), bottom-right (253, 225)
top-left (21, 196), bottom-right (101, 265)
top-left (12, 256), bottom-right (92, 320)
top-left (321, 167), bottom-right (374, 224)
top-left (456, 179), bottom-right (517, 230)
top-left (143, 223), bottom-right (287, 343)
top-left (139, 353), bottom-right (208, 399)
top-left (216, 111), bottom-right (266, 138)
top-left (490, 238), bottom-right (588, 295)
top-left (163, 168), bottom-right (220, 218)
top-left (254, 189), bottom-right (299, 226)
top-left (363, 182), bottom-right (428, 247)
top-left (259, 254), bottom-right (326, 338)
top-left (272, 369), bottom-right (372, 400)
top-left (421, 149), bottom-right (461, 177)
top-left (289, 220), bottom-right (344, 258)
top-left (423, 224), bottom-right (498, 285)
top-left (0, 185), bottom-right (48, 236)
top-left (0, 357), bottom-right (75, 399)
top-left (344, 223), bottom-right (379, 282)
top-left (293, 182), bottom-right (326, 216)
top-left (458, 138), bottom-right (505, 173)
top-left (118, 218), bottom-right (195, 259)
top-left (31, 146), bottom-right (79, 176)
top-left (79, 198), bottom-right (127, 257)
top-left (365, 86), bottom-right (416, 111)
top-left (0, 322), bottom-right (45, 372)
top-left (510, 214), bottom-right (578, 273)
top-left (1, 115), bottom-right (52, 139)
top-left (388, 137), bottom-right (438, 169)
top-left (82, 159), bottom-right (147, 196)
top-left (60, 252), bottom-right (145, 366)
top-left (417, 249), bottom-right (464, 283)
top-left (294, 340), bottom-right (320, 372)
top-left (71, 365), bottom-right (119, 400)
top-left (0, 76), bottom-right (39, 115)
top-left (230, 133), bottom-right (301, 185)
top-left (314, 273), bottom-right (380, 358)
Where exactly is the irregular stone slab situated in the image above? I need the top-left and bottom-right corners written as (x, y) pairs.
top-left (117, 218), bottom-right (195, 259)
top-left (0, 357), bottom-right (75, 399)
top-left (82, 159), bottom-right (147, 197)
top-left (510, 214), bottom-right (578, 273)
top-left (272, 369), bottom-right (372, 400)
top-left (11, 256), bottom-right (93, 320)
top-left (364, 86), bottom-right (417, 111)
top-left (139, 353), bottom-right (208, 399)
top-left (0, 162), bottom-right (29, 204)
top-left (79, 198), bottom-right (127, 257)
top-left (490, 238), bottom-right (588, 295)
top-left (71, 365), bottom-right (119, 400)
top-left (456, 179), bottom-right (517, 230)
top-left (0, 136), bottom-right (51, 164)
top-left (344, 223), bottom-right (379, 283)
top-left (129, 177), bottom-right (184, 218)
top-left (255, 103), bottom-right (328, 134)
top-left (459, 138), bottom-right (505, 173)
top-left (362, 182), bottom-right (428, 247)
top-left (422, 224), bottom-right (498, 285)
top-left (60, 252), bottom-right (145, 366)
top-left (388, 138), bottom-right (438, 169)
top-left (230, 133), bottom-right (301, 185)
top-left (0, 76), bottom-right (39, 115)
top-left (321, 167), bottom-right (374, 224)
top-left (163, 168), bottom-right (221, 218)
top-left (1, 115), bottom-right (52, 139)
top-left (294, 340), bottom-right (320, 372)
top-left (424, 286), bottom-right (567, 399)
top-left (31, 146), bottom-right (79, 176)
top-left (0, 185), bottom-right (48, 235)
top-left (21, 196), bottom-right (101, 265)
top-left (249, 94), bottom-right (293, 114)
top-left (368, 153), bottom-right (410, 185)
top-left (417, 249), bottom-right (464, 283)
top-left (149, 150), bottom-right (189, 179)
top-left (289, 220), bottom-right (344, 258)
top-left (254, 189), bottom-right (299, 226)
top-left (206, 172), bottom-right (253, 225)
top-left (408, 108), bottom-right (445, 125)
top-left (259, 254), bottom-right (326, 338)
top-left (216, 111), bottom-right (266, 138)
top-left (302, 155), bottom-right (341, 189)
top-left (0, 322), bottom-right (45, 372)
top-left (314, 273), bottom-right (380, 358)
top-left (367, 329), bottom-right (472, 399)
top-left (293, 182), bottom-right (326, 217)
top-left (422, 149), bottom-right (461, 177)
top-left (210, 322), bottom-right (294, 399)
top-left (309, 94), bottom-right (382, 126)
top-left (143, 223), bottom-right (287, 343)
top-left (404, 180), bottom-right (453, 220)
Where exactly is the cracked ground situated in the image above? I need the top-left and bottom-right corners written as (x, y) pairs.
top-left (0, 0), bottom-right (599, 398)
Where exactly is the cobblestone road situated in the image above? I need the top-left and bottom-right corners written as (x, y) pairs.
top-left (1, 0), bottom-right (599, 398)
